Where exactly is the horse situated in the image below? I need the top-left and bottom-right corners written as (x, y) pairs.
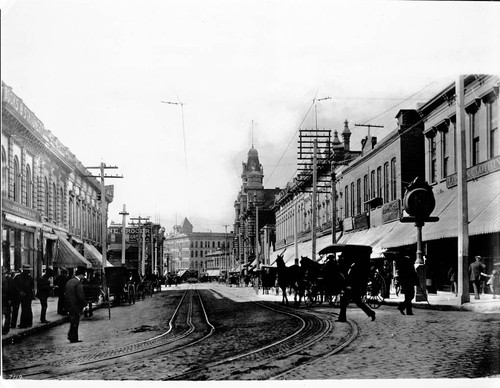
top-left (301, 255), bottom-right (345, 305)
top-left (276, 254), bottom-right (306, 306)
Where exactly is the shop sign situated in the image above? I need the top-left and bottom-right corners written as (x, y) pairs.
top-left (382, 199), bottom-right (401, 223)
top-left (447, 156), bottom-right (500, 188)
top-left (354, 214), bottom-right (369, 230)
top-left (2, 198), bottom-right (41, 221)
top-left (343, 217), bottom-right (354, 232)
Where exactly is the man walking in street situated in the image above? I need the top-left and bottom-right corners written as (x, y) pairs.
top-left (64, 267), bottom-right (87, 343)
top-left (469, 256), bottom-right (486, 300)
top-left (396, 256), bottom-right (420, 315)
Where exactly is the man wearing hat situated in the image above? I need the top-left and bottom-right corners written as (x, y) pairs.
top-left (469, 255), bottom-right (486, 299)
top-left (2, 267), bottom-right (13, 334)
top-left (37, 267), bottom-right (54, 323)
top-left (16, 264), bottom-right (35, 328)
top-left (64, 267), bottom-right (87, 343)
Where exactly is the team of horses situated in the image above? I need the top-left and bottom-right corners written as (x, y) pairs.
top-left (273, 250), bottom-right (370, 307)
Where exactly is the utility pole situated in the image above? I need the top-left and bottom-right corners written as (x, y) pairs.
top-left (85, 162), bottom-right (123, 320)
top-left (223, 224), bottom-right (229, 274)
top-left (354, 123), bottom-right (384, 139)
top-left (456, 75), bottom-right (470, 304)
top-left (331, 163), bottom-right (337, 244)
top-left (130, 216), bottom-right (150, 276)
top-left (119, 204), bottom-right (129, 266)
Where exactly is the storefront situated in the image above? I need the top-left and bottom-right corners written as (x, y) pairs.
top-left (2, 198), bottom-right (42, 281)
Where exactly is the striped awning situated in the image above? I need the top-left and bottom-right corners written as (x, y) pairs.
top-left (54, 231), bottom-right (92, 269)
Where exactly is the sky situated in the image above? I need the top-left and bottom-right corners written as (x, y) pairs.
top-left (1, 0), bottom-right (499, 233)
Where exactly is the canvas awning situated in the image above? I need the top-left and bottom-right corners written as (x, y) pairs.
top-left (83, 243), bottom-right (113, 269)
top-left (54, 231), bottom-right (92, 269)
top-left (205, 269), bottom-right (220, 277)
top-left (338, 222), bottom-right (399, 256)
top-left (381, 173), bottom-right (500, 248)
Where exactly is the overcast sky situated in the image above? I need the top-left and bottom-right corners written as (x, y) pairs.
top-left (2, 0), bottom-right (499, 233)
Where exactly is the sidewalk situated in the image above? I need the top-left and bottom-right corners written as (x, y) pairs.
top-left (2, 285), bottom-right (499, 345)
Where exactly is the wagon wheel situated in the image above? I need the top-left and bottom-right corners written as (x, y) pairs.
top-left (366, 294), bottom-right (383, 309)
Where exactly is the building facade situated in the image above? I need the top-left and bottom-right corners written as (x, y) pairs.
top-left (233, 146), bottom-right (277, 270)
top-left (386, 74), bottom-right (500, 291)
top-left (163, 218), bottom-right (233, 276)
top-left (1, 81), bottom-right (113, 282)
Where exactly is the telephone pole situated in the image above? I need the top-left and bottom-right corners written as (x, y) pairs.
top-left (85, 162), bottom-right (123, 319)
top-left (119, 205), bottom-right (129, 266)
top-left (130, 216), bottom-right (150, 276)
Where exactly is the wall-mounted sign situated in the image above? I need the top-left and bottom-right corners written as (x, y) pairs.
top-left (447, 156), bottom-right (500, 188)
top-left (382, 199), bottom-right (401, 224)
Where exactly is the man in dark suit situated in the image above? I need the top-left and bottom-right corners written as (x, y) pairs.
top-left (64, 267), bottom-right (87, 343)
top-left (37, 267), bottom-right (54, 323)
top-left (469, 256), bottom-right (486, 299)
top-left (17, 264), bottom-right (35, 328)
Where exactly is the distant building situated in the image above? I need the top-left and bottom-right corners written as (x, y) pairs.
top-left (233, 146), bottom-right (277, 271)
top-left (163, 217), bottom-right (232, 276)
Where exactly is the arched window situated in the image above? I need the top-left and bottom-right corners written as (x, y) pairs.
top-left (1, 147), bottom-right (7, 198)
top-left (26, 165), bottom-right (32, 208)
top-left (69, 196), bottom-right (74, 231)
top-left (53, 183), bottom-right (57, 224)
top-left (13, 156), bottom-right (20, 202)
top-left (44, 177), bottom-right (49, 220)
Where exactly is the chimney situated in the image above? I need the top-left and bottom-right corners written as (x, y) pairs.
top-left (395, 109), bottom-right (419, 133)
top-left (371, 136), bottom-right (377, 149)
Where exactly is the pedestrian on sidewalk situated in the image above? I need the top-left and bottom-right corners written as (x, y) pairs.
top-left (2, 267), bottom-right (13, 335)
top-left (448, 266), bottom-right (458, 297)
top-left (396, 256), bottom-right (420, 316)
top-left (36, 267), bottom-right (54, 324)
top-left (16, 264), bottom-right (35, 328)
top-left (482, 269), bottom-right (500, 299)
top-left (9, 270), bottom-right (21, 329)
top-left (64, 267), bottom-right (87, 343)
top-left (54, 268), bottom-right (69, 315)
top-left (469, 256), bottom-right (486, 300)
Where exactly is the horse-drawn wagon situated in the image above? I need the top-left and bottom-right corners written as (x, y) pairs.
top-left (104, 266), bottom-right (136, 305)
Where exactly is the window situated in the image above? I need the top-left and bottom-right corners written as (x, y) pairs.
top-left (69, 197), bottom-right (74, 230)
top-left (376, 167), bottom-right (382, 198)
top-left (442, 129), bottom-right (450, 178)
top-left (489, 100), bottom-right (498, 158)
top-left (390, 158), bottom-right (397, 200)
top-left (1, 147), bottom-right (7, 198)
top-left (25, 165), bottom-right (32, 207)
top-left (356, 179), bottom-right (361, 215)
top-left (44, 177), bottom-right (49, 219)
top-left (430, 137), bottom-right (437, 183)
top-left (383, 162), bottom-right (389, 203)
top-left (471, 112), bottom-right (480, 165)
top-left (370, 170), bottom-right (375, 199)
top-left (13, 156), bottom-right (20, 202)
top-left (344, 185), bottom-right (349, 218)
top-left (350, 182), bottom-right (355, 217)
top-left (60, 188), bottom-right (64, 225)
top-left (363, 174), bottom-right (368, 212)
top-left (53, 183), bottom-right (57, 224)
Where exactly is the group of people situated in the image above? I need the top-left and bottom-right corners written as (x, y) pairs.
top-left (2, 265), bottom-right (90, 343)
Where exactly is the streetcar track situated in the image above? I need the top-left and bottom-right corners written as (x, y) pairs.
top-left (167, 300), bottom-right (339, 380)
top-left (3, 287), bottom-right (215, 378)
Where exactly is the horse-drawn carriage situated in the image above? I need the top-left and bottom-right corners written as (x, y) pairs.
top-left (275, 244), bottom-right (386, 309)
top-left (104, 266), bottom-right (136, 305)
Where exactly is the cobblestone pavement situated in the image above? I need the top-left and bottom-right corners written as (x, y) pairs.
top-left (279, 306), bottom-right (500, 379)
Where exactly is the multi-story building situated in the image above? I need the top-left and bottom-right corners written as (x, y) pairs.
top-left (380, 75), bottom-right (500, 291)
top-left (272, 124), bottom-right (361, 264)
top-left (163, 218), bottom-right (233, 276)
top-left (233, 146), bottom-right (277, 270)
top-left (336, 109), bottom-right (424, 254)
top-left (1, 81), bottom-right (113, 281)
